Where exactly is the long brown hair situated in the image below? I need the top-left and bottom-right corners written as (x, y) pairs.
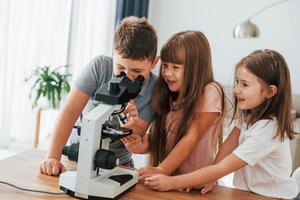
top-left (148, 31), bottom-right (225, 166)
top-left (232, 49), bottom-right (295, 141)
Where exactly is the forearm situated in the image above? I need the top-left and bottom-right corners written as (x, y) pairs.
top-left (171, 163), bottom-right (225, 189)
top-left (214, 145), bottom-right (235, 165)
top-left (214, 127), bottom-right (240, 164)
top-left (159, 113), bottom-right (220, 175)
top-left (194, 127), bottom-right (240, 184)
top-left (159, 140), bottom-right (196, 175)
top-left (171, 153), bottom-right (246, 190)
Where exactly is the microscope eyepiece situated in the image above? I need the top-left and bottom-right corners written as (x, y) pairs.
top-left (135, 75), bottom-right (145, 83)
top-left (116, 71), bottom-right (126, 77)
top-left (108, 80), bottom-right (120, 93)
top-left (95, 73), bottom-right (145, 104)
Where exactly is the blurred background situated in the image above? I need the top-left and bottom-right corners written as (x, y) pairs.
top-left (0, 1), bottom-right (299, 186)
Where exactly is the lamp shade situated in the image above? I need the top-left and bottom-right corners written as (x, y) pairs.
top-left (233, 20), bottom-right (260, 38)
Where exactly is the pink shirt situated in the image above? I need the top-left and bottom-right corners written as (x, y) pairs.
top-left (165, 83), bottom-right (222, 187)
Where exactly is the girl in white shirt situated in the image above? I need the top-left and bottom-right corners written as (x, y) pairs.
top-left (143, 49), bottom-right (299, 199)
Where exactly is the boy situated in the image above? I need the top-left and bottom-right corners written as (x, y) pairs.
top-left (40, 17), bottom-right (158, 176)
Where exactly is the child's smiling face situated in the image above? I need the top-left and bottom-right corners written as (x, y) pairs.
top-left (234, 65), bottom-right (273, 110)
top-left (161, 62), bottom-right (184, 92)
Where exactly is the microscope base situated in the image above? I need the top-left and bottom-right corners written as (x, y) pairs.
top-left (59, 167), bottom-right (138, 199)
top-left (60, 184), bottom-right (136, 200)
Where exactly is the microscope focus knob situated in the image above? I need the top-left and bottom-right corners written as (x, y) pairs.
top-left (94, 149), bottom-right (118, 169)
top-left (62, 143), bottom-right (79, 162)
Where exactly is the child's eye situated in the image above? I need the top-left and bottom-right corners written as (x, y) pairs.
top-left (242, 83), bottom-right (248, 87)
top-left (133, 70), bottom-right (142, 73)
top-left (161, 64), bottom-right (167, 68)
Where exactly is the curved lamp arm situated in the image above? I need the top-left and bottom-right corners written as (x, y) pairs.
top-left (233, 0), bottom-right (298, 38)
top-left (248, 0), bottom-right (296, 20)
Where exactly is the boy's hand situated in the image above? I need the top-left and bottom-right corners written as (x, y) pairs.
top-left (138, 166), bottom-right (164, 183)
top-left (144, 174), bottom-right (175, 192)
top-left (40, 158), bottom-right (66, 176)
top-left (124, 100), bottom-right (139, 123)
top-left (121, 134), bottom-right (148, 154)
top-left (122, 100), bottom-right (149, 136)
top-left (122, 121), bottom-right (144, 136)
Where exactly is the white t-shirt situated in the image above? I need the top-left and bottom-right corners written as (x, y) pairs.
top-left (233, 119), bottom-right (298, 199)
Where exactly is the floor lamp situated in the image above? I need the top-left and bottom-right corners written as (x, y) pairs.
top-left (233, 0), bottom-right (298, 38)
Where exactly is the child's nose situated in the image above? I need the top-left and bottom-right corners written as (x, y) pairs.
top-left (234, 86), bottom-right (241, 94)
top-left (163, 68), bottom-right (173, 76)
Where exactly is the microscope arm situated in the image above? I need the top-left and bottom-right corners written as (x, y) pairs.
top-left (75, 104), bottom-right (121, 190)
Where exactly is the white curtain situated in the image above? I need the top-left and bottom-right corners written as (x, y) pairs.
top-left (68, 0), bottom-right (116, 79)
top-left (0, 0), bottom-right (116, 147)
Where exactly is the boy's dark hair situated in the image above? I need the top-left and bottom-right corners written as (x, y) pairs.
top-left (113, 16), bottom-right (157, 60)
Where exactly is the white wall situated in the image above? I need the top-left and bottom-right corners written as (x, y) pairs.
top-left (148, 0), bottom-right (300, 94)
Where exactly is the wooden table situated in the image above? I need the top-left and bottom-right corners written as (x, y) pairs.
top-left (0, 149), bottom-right (276, 200)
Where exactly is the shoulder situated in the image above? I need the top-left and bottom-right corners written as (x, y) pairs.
top-left (201, 82), bottom-right (224, 104)
top-left (245, 119), bottom-right (278, 139)
top-left (147, 72), bottom-right (157, 85)
top-left (90, 55), bottom-right (113, 69)
top-left (203, 82), bottom-right (223, 97)
top-left (91, 55), bottom-right (112, 62)
top-left (142, 72), bottom-right (157, 93)
top-left (86, 55), bottom-right (113, 78)
top-left (250, 119), bottom-right (278, 130)
top-left (196, 82), bottom-right (223, 113)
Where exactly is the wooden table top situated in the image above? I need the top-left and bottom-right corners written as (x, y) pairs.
top-left (0, 149), bottom-right (276, 200)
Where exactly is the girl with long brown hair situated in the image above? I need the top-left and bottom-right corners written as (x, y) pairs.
top-left (122, 30), bottom-right (225, 191)
top-left (144, 49), bottom-right (298, 199)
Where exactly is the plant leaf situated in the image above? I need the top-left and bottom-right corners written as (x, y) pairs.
top-left (26, 65), bottom-right (72, 109)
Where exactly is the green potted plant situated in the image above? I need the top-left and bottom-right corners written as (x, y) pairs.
top-left (25, 65), bottom-right (72, 109)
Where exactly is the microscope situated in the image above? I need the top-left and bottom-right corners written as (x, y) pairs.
top-left (59, 72), bottom-right (144, 199)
